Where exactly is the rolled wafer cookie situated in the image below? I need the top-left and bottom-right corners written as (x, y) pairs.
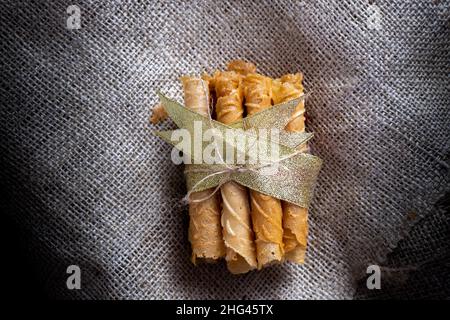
top-left (272, 73), bottom-right (309, 264)
top-left (214, 70), bottom-right (257, 274)
top-left (181, 76), bottom-right (226, 264)
top-left (242, 72), bottom-right (284, 269)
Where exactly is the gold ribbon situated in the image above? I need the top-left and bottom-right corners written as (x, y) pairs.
top-left (153, 93), bottom-right (322, 209)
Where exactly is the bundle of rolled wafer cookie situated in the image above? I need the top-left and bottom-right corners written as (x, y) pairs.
top-left (154, 60), bottom-right (310, 274)
top-left (185, 60), bottom-right (309, 274)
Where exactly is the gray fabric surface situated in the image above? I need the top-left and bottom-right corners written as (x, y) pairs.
top-left (1, 0), bottom-right (449, 299)
top-left (355, 192), bottom-right (450, 299)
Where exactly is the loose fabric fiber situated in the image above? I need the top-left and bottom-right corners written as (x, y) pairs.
top-left (0, 0), bottom-right (449, 299)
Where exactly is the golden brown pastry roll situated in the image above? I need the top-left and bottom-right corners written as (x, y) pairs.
top-left (242, 73), bottom-right (272, 116)
top-left (188, 189), bottom-right (226, 263)
top-left (272, 73), bottom-right (309, 264)
top-left (181, 76), bottom-right (226, 264)
top-left (243, 73), bottom-right (284, 269)
top-left (214, 71), bottom-right (257, 274)
top-left (227, 60), bottom-right (257, 76)
top-left (220, 181), bottom-right (257, 274)
top-left (214, 71), bottom-right (244, 124)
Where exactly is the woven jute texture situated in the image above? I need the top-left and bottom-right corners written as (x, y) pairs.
top-left (1, 0), bottom-right (449, 299)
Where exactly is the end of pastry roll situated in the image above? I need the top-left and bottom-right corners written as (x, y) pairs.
top-left (181, 76), bottom-right (211, 116)
top-left (249, 190), bottom-right (284, 269)
top-left (272, 73), bottom-right (305, 133)
top-left (281, 202), bottom-right (308, 264)
top-left (220, 182), bottom-right (257, 274)
top-left (149, 104), bottom-right (168, 124)
top-left (227, 60), bottom-right (257, 76)
top-left (188, 188), bottom-right (226, 264)
top-left (284, 246), bottom-right (306, 264)
top-left (214, 71), bottom-right (244, 124)
top-left (243, 73), bottom-right (272, 116)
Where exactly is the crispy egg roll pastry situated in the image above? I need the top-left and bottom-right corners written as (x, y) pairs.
top-left (214, 71), bottom-right (257, 274)
top-left (243, 73), bottom-right (284, 269)
top-left (181, 76), bottom-right (226, 264)
top-left (227, 60), bottom-right (257, 76)
top-left (272, 73), bottom-right (309, 264)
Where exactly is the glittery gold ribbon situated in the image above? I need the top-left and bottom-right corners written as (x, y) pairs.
top-left (153, 93), bottom-right (322, 209)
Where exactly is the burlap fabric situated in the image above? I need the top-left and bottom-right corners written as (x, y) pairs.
top-left (1, 0), bottom-right (449, 299)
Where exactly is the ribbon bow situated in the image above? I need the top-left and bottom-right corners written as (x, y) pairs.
top-left (153, 93), bottom-right (322, 208)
